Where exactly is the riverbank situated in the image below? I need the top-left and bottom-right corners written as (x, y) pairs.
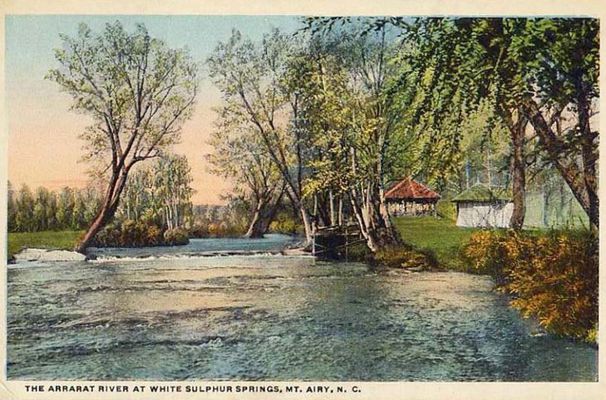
top-left (393, 216), bottom-right (479, 269)
top-left (7, 230), bottom-right (84, 260)
top-left (392, 216), bottom-right (597, 344)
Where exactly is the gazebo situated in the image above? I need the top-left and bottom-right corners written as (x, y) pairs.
top-left (385, 177), bottom-right (440, 216)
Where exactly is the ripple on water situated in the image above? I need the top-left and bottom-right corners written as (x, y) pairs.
top-left (7, 255), bottom-right (598, 381)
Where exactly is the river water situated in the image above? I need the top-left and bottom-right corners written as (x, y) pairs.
top-left (7, 235), bottom-right (598, 381)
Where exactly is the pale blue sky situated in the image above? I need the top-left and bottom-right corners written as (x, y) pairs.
top-left (6, 15), bottom-right (301, 92)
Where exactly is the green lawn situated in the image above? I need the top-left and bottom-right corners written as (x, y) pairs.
top-left (393, 216), bottom-right (479, 269)
top-left (7, 230), bottom-right (83, 259)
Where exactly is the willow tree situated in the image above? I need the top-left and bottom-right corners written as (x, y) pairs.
top-left (396, 17), bottom-right (599, 229)
top-left (47, 22), bottom-right (198, 253)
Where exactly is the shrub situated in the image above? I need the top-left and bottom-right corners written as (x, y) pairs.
top-left (144, 224), bottom-right (163, 246)
top-left (189, 224), bottom-right (209, 238)
top-left (93, 220), bottom-right (186, 247)
top-left (461, 230), bottom-right (509, 283)
top-left (163, 228), bottom-right (190, 246)
top-left (436, 199), bottom-right (457, 221)
top-left (270, 217), bottom-right (298, 234)
top-left (374, 245), bottom-right (438, 270)
top-left (462, 229), bottom-right (598, 342)
top-left (343, 242), bottom-right (372, 262)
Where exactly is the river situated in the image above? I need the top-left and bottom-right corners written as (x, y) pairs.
top-left (7, 235), bottom-right (597, 381)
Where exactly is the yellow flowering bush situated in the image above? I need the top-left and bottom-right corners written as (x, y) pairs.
top-left (462, 229), bottom-right (598, 342)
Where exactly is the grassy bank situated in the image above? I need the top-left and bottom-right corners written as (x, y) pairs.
top-left (393, 216), bottom-right (479, 269)
top-left (7, 230), bottom-right (83, 259)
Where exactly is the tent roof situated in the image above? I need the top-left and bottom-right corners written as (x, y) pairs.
top-left (452, 184), bottom-right (512, 203)
top-left (385, 177), bottom-right (440, 201)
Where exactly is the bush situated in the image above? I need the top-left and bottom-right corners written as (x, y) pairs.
top-left (93, 220), bottom-right (186, 247)
top-left (189, 224), bottom-right (209, 238)
top-left (460, 230), bottom-right (509, 283)
top-left (374, 245), bottom-right (438, 270)
top-left (462, 229), bottom-right (598, 342)
top-left (436, 199), bottom-right (457, 221)
top-left (270, 217), bottom-right (298, 234)
top-left (163, 228), bottom-right (189, 246)
top-left (344, 242), bottom-right (373, 262)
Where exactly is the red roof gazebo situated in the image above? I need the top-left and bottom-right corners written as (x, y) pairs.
top-left (385, 177), bottom-right (440, 216)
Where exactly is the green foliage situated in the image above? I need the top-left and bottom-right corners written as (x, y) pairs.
top-left (163, 228), bottom-right (189, 246)
top-left (189, 220), bottom-right (247, 238)
top-left (343, 242), bottom-right (372, 262)
top-left (8, 182), bottom-right (102, 233)
top-left (373, 245), bottom-right (438, 270)
top-left (7, 230), bottom-right (84, 260)
top-left (46, 21), bottom-right (199, 175)
top-left (189, 203), bottom-right (249, 238)
top-left (399, 18), bottom-right (599, 226)
top-left (118, 154), bottom-right (195, 230)
top-left (269, 214), bottom-right (300, 235)
top-left (462, 229), bottom-right (598, 342)
top-left (435, 199), bottom-right (457, 221)
top-left (92, 220), bottom-right (188, 247)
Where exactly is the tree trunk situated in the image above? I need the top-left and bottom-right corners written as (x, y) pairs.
top-left (329, 190), bottom-right (335, 227)
top-left (75, 171), bottom-right (129, 254)
top-left (245, 199), bottom-right (270, 238)
top-left (245, 207), bottom-right (267, 238)
top-left (349, 184), bottom-right (400, 253)
top-left (509, 111), bottom-right (526, 230)
top-left (300, 206), bottom-right (313, 245)
top-left (577, 93), bottom-right (599, 229)
top-left (523, 99), bottom-right (598, 229)
top-left (543, 190), bottom-right (549, 227)
top-left (246, 188), bottom-right (285, 239)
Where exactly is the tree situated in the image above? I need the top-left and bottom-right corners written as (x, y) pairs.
top-left (207, 122), bottom-right (284, 238)
top-left (522, 19), bottom-right (599, 230)
top-left (14, 185), bottom-right (35, 232)
top-left (7, 181), bottom-right (16, 232)
top-left (56, 187), bottom-right (75, 229)
top-left (208, 29), bottom-right (315, 243)
top-left (47, 21), bottom-right (198, 253)
top-left (303, 19), bottom-right (406, 250)
top-left (115, 153), bottom-right (195, 230)
top-left (155, 154), bottom-right (195, 230)
top-left (391, 17), bottom-right (598, 229)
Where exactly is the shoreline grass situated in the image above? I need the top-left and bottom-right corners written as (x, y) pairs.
top-left (393, 216), bottom-right (479, 269)
top-left (7, 230), bottom-right (83, 259)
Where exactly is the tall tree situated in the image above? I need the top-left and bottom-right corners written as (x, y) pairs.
top-left (304, 19), bottom-right (405, 250)
top-left (393, 17), bottom-right (598, 229)
top-left (208, 29), bottom-right (315, 243)
top-left (47, 21), bottom-right (198, 253)
top-left (207, 123), bottom-right (284, 238)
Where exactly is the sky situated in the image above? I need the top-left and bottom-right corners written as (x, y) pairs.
top-left (6, 15), bottom-right (302, 204)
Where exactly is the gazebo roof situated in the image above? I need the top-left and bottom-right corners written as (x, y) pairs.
top-left (452, 184), bottom-right (512, 203)
top-left (385, 177), bottom-right (440, 201)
